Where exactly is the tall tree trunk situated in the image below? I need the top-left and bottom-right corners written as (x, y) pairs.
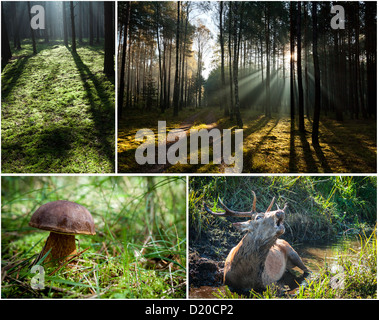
top-left (89, 2), bottom-right (94, 45)
top-left (118, 2), bottom-right (131, 119)
top-left (103, 1), bottom-right (114, 77)
top-left (62, 1), bottom-right (68, 47)
top-left (78, 1), bottom-right (83, 44)
top-left (173, 1), bottom-right (181, 116)
top-left (167, 40), bottom-right (172, 109)
top-left (232, 2), bottom-right (243, 128)
top-left (228, 1), bottom-right (234, 120)
top-left (297, 1), bottom-right (304, 132)
top-left (180, 3), bottom-right (189, 110)
top-left (1, 2), bottom-right (12, 67)
top-left (155, 3), bottom-right (164, 113)
top-left (219, 2), bottom-right (228, 116)
top-left (28, 1), bottom-right (37, 54)
top-left (44, 2), bottom-right (49, 43)
top-left (312, 2), bottom-right (321, 146)
top-left (70, 2), bottom-right (76, 54)
top-left (290, 2), bottom-right (295, 121)
top-left (265, 4), bottom-right (271, 118)
top-left (303, 2), bottom-right (310, 118)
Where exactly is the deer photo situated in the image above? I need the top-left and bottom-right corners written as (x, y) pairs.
top-left (204, 191), bottom-right (308, 292)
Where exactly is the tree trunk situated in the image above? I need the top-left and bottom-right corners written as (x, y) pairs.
top-left (228, 2), bottom-right (234, 120)
top-left (290, 2), bottom-right (295, 121)
top-left (118, 2), bottom-right (131, 119)
top-left (70, 2), bottom-right (76, 54)
top-left (103, 1), bottom-right (114, 77)
top-left (232, 2), bottom-right (243, 128)
top-left (1, 2), bottom-right (12, 67)
top-left (78, 1), bottom-right (83, 44)
top-left (297, 1), bottom-right (304, 132)
top-left (219, 2), bottom-right (229, 116)
top-left (28, 1), bottom-right (37, 54)
top-left (312, 2), bottom-right (321, 146)
top-left (155, 3), bottom-right (164, 113)
top-left (265, 5), bottom-right (271, 118)
top-left (180, 3), bottom-right (189, 110)
top-left (89, 2), bottom-right (94, 45)
top-left (173, 1), bottom-right (181, 116)
top-left (62, 1), bottom-right (68, 47)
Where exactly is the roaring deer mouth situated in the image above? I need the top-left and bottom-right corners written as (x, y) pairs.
top-left (275, 211), bottom-right (285, 234)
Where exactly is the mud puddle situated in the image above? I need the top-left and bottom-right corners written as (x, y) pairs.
top-left (189, 237), bottom-right (362, 298)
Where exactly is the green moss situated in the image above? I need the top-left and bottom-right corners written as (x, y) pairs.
top-left (1, 41), bottom-right (115, 173)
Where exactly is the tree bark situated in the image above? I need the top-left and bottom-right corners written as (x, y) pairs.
top-left (173, 2), bottom-right (181, 116)
top-left (62, 1), bottom-right (68, 47)
top-left (297, 2), bottom-right (304, 131)
top-left (1, 2), bottom-right (12, 67)
top-left (70, 2), bottom-right (76, 54)
top-left (312, 2), bottom-right (321, 146)
top-left (290, 2), bottom-right (295, 121)
top-left (28, 1), bottom-right (37, 54)
top-left (118, 2), bottom-right (131, 119)
top-left (103, 1), bottom-right (114, 77)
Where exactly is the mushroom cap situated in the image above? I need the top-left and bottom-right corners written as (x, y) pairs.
top-left (29, 200), bottom-right (96, 235)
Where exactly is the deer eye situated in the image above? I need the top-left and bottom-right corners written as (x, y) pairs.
top-left (255, 214), bottom-right (263, 220)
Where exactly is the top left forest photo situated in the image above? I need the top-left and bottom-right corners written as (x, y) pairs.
top-left (1, 1), bottom-right (115, 173)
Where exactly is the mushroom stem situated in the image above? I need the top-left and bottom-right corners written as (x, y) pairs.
top-left (42, 232), bottom-right (77, 264)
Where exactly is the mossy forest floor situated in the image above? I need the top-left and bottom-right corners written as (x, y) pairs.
top-left (118, 107), bottom-right (376, 173)
top-left (1, 40), bottom-right (115, 173)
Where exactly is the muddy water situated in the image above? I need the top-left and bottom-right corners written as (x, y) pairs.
top-left (299, 238), bottom-right (362, 274)
top-left (189, 238), bottom-right (362, 299)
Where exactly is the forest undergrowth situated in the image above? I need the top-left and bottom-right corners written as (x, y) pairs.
top-left (1, 40), bottom-right (115, 173)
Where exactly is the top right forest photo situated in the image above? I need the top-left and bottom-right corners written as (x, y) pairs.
top-left (117, 1), bottom-right (377, 174)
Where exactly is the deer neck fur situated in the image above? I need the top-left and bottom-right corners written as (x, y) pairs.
top-left (224, 232), bottom-right (279, 291)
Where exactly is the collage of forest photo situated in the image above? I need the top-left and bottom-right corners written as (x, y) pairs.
top-left (0, 0), bottom-right (378, 306)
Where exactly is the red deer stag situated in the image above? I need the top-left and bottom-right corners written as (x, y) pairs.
top-left (204, 191), bottom-right (308, 292)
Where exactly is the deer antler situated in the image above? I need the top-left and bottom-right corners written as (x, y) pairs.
top-left (266, 196), bottom-right (275, 212)
top-left (204, 191), bottom-right (258, 218)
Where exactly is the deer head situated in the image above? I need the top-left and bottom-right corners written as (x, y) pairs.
top-left (204, 191), bottom-right (287, 243)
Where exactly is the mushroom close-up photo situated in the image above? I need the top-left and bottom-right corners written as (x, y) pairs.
top-left (29, 200), bottom-right (96, 265)
top-left (1, 176), bottom-right (186, 299)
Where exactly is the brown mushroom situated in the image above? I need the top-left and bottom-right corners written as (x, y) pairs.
top-left (29, 200), bottom-right (96, 265)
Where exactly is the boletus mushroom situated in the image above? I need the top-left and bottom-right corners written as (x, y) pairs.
top-left (29, 200), bottom-right (96, 264)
